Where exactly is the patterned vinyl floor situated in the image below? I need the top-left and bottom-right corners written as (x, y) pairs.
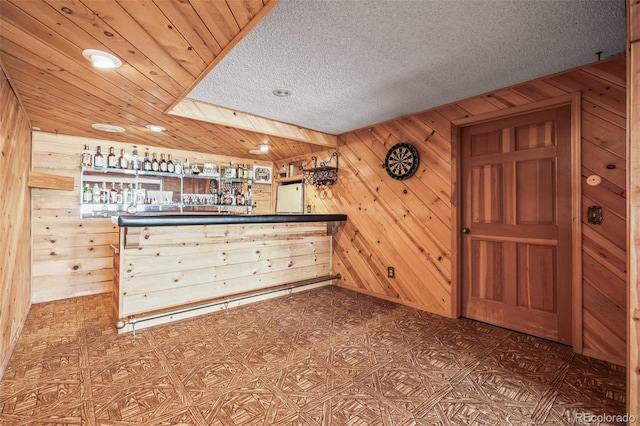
top-left (0, 286), bottom-right (626, 425)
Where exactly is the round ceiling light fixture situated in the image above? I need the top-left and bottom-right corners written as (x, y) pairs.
top-left (145, 124), bottom-right (166, 132)
top-left (82, 49), bottom-right (122, 69)
top-left (91, 123), bottom-right (125, 133)
top-left (272, 88), bottom-right (292, 97)
top-left (249, 143), bottom-right (270, 155)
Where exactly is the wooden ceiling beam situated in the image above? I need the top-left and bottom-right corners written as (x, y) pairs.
top-left (169, 98), bottom-right (338, 148)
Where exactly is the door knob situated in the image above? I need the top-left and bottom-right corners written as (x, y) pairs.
top-left (461, 227), bottom-right (470, 234)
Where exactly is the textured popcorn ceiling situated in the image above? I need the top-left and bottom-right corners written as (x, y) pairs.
top-left (187, 0), bottom-right (626, 135)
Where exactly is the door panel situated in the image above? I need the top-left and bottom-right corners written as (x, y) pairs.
top-left (470, 240), bottom-right (504, 302)
top-left (471, 164), bottom-right (503, 224)
top-left (461, 106), bottom-right (572, 344)
top-left (516, 159), bottom-right (555, 225)
top-left (516, 243), bottom-right (556, 312)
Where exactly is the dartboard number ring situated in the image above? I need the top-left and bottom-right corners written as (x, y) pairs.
top-left (384, 142), bottom-right (419, 180)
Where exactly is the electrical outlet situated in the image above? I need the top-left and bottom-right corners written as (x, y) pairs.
top-left (387, 266), bottom-right (395, 278)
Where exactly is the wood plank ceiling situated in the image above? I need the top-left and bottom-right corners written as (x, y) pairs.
top-left (0, 0), bottom-right (325, 161)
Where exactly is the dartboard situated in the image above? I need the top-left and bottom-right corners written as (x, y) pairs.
top-left (384, 142), bottom-right (419, 180)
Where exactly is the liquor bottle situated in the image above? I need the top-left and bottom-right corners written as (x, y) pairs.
top-left (159, 154), bottom-right (168, 172)
top-left (109, 183), bottom-right (118, 204)
top-left (131, 149), bottom-right (139, 170)
top-left (167, 154), bottom-right (175, 173)
top-left (93, 145), bottom-right (104, 168)
top-left (174, 157), bottom-right (182, 174)
top-left (99, 182), bottom-right (108, 204)
top-left (119, 149), bottom-right (129, 169)
top-left (107, 147), bottom-right (117, 168)
top-left (92, 183), bottom-right (101, 203)
top-left (151, 153), bottom-right (159, 172)
top-left (183, 159), bottom-right (190, 175)
top-left (82, 183), bottom-right (92, 203)
top-left (81, 144), bottom-right (92, 167)
top-left (122, 184), bottom-right (129, 205)
top-left (127, 184), bottom-right (135, 205)
top-left (116, 183), bottom-right (123, 204)
top-left (237, 163), bottom-right (243, 179)
top-left (143, 151), bottom-right (152, 171)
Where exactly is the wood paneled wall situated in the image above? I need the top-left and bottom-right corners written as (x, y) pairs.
top-left (31, 132), bottom-right (275, 303)
top-left (0, 66), bottom-right (32, 379)
top-left (627, 0), bottom-right (639, 418)
top-left (288, 56), bottom-right (627, 365)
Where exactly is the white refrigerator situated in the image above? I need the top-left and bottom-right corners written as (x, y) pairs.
top-left (276, 183), bottom-right (304, 214)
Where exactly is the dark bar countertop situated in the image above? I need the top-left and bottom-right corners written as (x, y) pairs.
top-left (114, 213), bottom-right (348, 227)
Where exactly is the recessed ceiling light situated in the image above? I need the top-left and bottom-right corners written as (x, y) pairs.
top-left (82, 49), bottom-right (122, 69)
top-left (272, 88), bottom-right (292, 97)
top-left (145, 124), bottom-right (165, 132)
top-left (92, 123), bottom-right (125, 133)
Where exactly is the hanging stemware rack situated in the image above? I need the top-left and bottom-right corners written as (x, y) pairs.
top-left (302, 152), bottom-right (339, 187)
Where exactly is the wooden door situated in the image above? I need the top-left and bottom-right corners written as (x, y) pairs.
top-left (461, 106), bottom-right (572, 344)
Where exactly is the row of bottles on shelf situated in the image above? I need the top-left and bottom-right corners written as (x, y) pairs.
top-left (82, 144), bottom-right (254, 179)
top-left (210, 181), bottom-right (253, 206)
top-left (82, 182), bottom-right (142, 205)
top-left (182, 190), bottom-right (253, 207)
top-left (81, 182), bottom-right (254, 207)
top-left (83, 144), bottom-right (182, 174)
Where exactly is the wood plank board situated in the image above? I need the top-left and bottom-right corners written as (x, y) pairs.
top-left (0, 67), bottom-right (32, 380)
top-left (627, 2), bottom-right (639, 416)
top-left (28, 171), bottom-right (74, 191)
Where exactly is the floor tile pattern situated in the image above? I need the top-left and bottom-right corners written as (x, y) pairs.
top-left (0, 286), bottom-right (626, 425)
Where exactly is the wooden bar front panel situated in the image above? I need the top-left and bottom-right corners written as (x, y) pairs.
top-left (116, 222), bottom-right (332, 319)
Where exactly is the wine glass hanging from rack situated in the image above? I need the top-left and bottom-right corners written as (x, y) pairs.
top-left (302, 152), bottom-right (339, 187)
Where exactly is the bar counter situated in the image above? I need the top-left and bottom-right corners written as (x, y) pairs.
top-left (112, 213), bottom-right (347, 333)
top-left (114, 213), bottom-right (348, 227)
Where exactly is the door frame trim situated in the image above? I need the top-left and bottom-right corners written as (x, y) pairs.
top-left (450, 92), bottom-right (583, 352)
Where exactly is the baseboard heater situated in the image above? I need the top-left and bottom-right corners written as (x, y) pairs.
top-left (115, 273), bottom-right (341, 334)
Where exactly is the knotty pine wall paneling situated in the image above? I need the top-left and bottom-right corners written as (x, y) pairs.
top-left (0, 66), bottom-right (32, 380)
top-left (287, 56), bottom-right (628, 366)
top-left (627, 0), bottom-right (639, 418)
top-left (31, 131), bottom-right (274, 303)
